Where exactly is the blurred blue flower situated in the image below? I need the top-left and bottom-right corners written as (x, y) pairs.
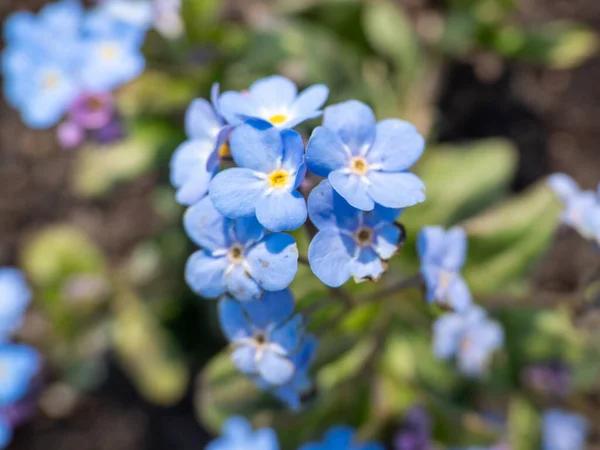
top-left (417, 226), bottom-right (472, 312)
top-left (171, 84), bottom-right (233, 206)
top-left (542, 409), bottom-right (588, 450)
top-left (184, 197), bottom-right (298, 301)
top-left (0, 268), bottom-right (31, 342)
top-left (0, 419), bottom-right (11, 450)
top-left (210, 121), bottom-right (307, 232)
top-left (0, 344), bottom-right (40, 408)
top-left (218, 290), bottom-right (305, 386)
top-left (306, 100), bottom-right (426, 211)
top-left (299, 426), bottom-right (384, 450)
top-left (307, 180), bottom-right (404, 287)
top-left (548, 173), bottom-right (600, 244)
top-left (433, 306), bottom-right (503, 377)
top-left (206, 416), bottom-right (279, 450)
top-left (218, 75), bottom-right (328, 129)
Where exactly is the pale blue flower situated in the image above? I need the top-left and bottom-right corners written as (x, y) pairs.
top-left (0, 419), bottom-right (11, 450)
top-left (207, 416), bottom-right (279, 450)
top-left (300, 426), bottom-right (385, 450)
top-left (0, 269), bottom-right (31, 342)
top-left (0, 344), bottom-right (40, 407)
top-left (542, 409), bottom-right (588, 450)
top-left (306, 100), bottom-right (426, 210)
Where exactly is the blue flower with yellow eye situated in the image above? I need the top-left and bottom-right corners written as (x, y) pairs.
top-left (433, 306), bottom-right (503, 377)
top-left (209, 120), bottom-right (307, 232)
top-left (300, 426), bottom-right (384, 450)
top-left (0, 268), bottom-right (31, 342)
top-left (218, 75), bottom-right (328, 129)
top-left (0, 344), bottom-right (40, 408)
top-left (218, 290), bottom-right (305, 386)
top-left (170, 83), bottom-right (234, 206)
top-left (542, 409), bottom-right (588, 450)
top-left (307, 179), bottom-right (404, 287)
top-left (184, 196), bottom-right (298, 301)
top-left (417, 226), bottom-right (472, 312)
top-left (306, 100), bottom-right (426, 211)
top-left (207, 416), bottom-right (279, 450)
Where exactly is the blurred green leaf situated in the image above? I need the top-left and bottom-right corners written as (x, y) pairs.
top-left (508, 396), bottom-right (540, 450)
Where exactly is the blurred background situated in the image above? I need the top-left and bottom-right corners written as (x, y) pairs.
top-left (1, 0), bottom-right (600, 449)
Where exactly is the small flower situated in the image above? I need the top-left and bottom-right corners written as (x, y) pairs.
top-left (433, 306), bottom-right (503, 377)
top-left (306, 100), bottom-right (426, 211)
top-left (0, 269), bottom-right (31, 342)
top-left (307, 180), bottom-right (404, 287)
top-left (68, 92), bottom-right (114, 130)
top-left (548, 173), bottom-right (600, 244)
top-left (218, 290), bottom-right (305, 386)
top-left (394, 406), bottom-right (433, 450)
top-left (57, 120), bottom-right (85, 149)
top-left (184, 197), bottom-right (298, 301)
top-left (170, 83), bottom-right (233, 206)
top-left (299, 426), bottom-right (385, 450)
top-left (218, 75), bottom-right (328, 129)
top-left (0, 344), bottom-right (40, 407)
top-left (209, 121), bottom-right (307, 232)
top-left (207, 416), bottom-right (279, 450)
top-left (542, 409), bottom-right (588, 450)
top-left (417, 226), bottom-right (472, 312)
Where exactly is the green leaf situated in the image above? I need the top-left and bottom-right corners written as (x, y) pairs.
top-left (508, 396), bottom-right (540, 450)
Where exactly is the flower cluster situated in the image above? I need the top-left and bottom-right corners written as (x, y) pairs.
top-left (0, 268), bottom-right (40, 449)
top-left (548, 173), bottom-right (600, 246)
top-left (419, 226), bottom-right (504, 376)
top-left (2, 0), bottom-right (148, 147)
top-left (174, 75), bottom-right (427, 407)
top-left (542, 409), bottom-right (588, 450)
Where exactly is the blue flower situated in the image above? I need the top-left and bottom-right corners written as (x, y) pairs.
top-left (218, 290), bottom-right (305, 386)
top-left (206, 416), bottom-right (279, 450)
top-left (209, 121), bottom-right (307, 232)
top-left (0, 418), bottom-right (11, 450)
top-left (171, 83), bottom-right (233, 206)
top-left (417, 226), bottom-right (472, 312)
top-left (433, 306), bottom-right (503, 377)
top-left (299, 426), bottom-right (385, 450)
top-left (548, 173), bottom-right (600, 244)
top-left (306, 100), bottom-right (426, 211)
top-left (307, 180), bottom-right (404, 287)
top-left (542, 409), bottom-right (588, 450)
top-left (184, 197), bottom-right (298, 301)
top-left (0, 344), bottom-right (40, 408)
top-left (218, 75), bottom-right (328, 129)
top-left (0, 269), bottom-right (31, 342)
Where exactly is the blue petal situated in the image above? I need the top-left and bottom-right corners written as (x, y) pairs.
top-left (349, 247), bottom-right (384, 282)
top-left (217, 297), bottom-right (252, 342)
top-left (183, 197), bottom-right (229, 252)
top-left (324, 427), bottom-right (355, 449)
top-left (292, 84), bottom-right (329, 116)
top-left (417, 226), bottom-right (447, 265)
top-left (244, 289), bottom-right (295, 329)
top-left (0, 419), bottom-right (12, 450)
top-left (230, 121), bottom-right (282, 173)
top-left (185, 251), bottom-right (228, 298)
top-left (441, 227), bottom-right (467, 271)
top-left (249, 75), bottom-right (298, 109)
top-left (210, 82), bottom-right (221, 114)
top-left (367, 119), bottom-right (425, 171)
top-left (0, 344), bottom-right (40, 406)
top-left (308, 229), bottom-right (353, 287)
top-left (280, 129), bottom-right (305, 173)
top-left (252, 429), bottom-right (280, 450)
top-left (226, 264), bottom-right (263, 302)
top-left (420, 263), bottom-right (440, 303)
top-left (448, 275), bottom-right (472, 312)
top-left (218, 91), bottom-right (257, 125)
top-left (232, 345), bottom-right (258, 375)
top-left (306, 126), bottom-right (349, 177)
top-left (221, 416), bottom-right (253, 440)
top-left (185, 98), bottom-right (222, 140)
top-left (271, 314), bottom-right (304, 353)
top-left (329, 170), bottom-right (374, 211)
top-left (323, 100), bottom-right (376, 154)
top-left (366, 171), bottom-right (426, 208)
top-left (548, 173), bottom-right (580, 203)
top-left (3, 11), bottom-right (36, 43)
top-left (234, 216), bottom-right (265, 246)
top-left (364, 204), bottom-right (402, 225)
top-left (256, 190), bottom-right (307, 232)
top-left (209, 168), bottom-right (266, 218)
top-left (246, 233), bottom-right (299, 291)
top-left (432, 313), bottom-right (464, 360)
top-left (257, 350), bottom-right (295, 385)
top-left (373, 224), bottom-right (401, 260)
top-left (307, 180), bottom-right (359, 231)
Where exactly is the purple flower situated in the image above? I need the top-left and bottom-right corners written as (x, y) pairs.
top-left (68, 92), bottom-right (114, 130)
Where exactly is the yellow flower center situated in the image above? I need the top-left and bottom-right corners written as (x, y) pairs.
top-left (355, 227), bottom-right (373, 246)
top-left (218, 142), bottom-right (231, 159)
top-left (269, 114), bottom-right (287, 125)
top-left (350, 156), bottom-right (369, 176)
top-left (267, 169), bottom-right (290, 189)
top-left (101, 44), bottom-right (119, 60)
top-left (43, 73), bottom-right (60, 90)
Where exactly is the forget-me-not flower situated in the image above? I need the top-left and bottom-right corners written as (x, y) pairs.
top-left (218, 75), bottom-right (328, 129)
top-left (548, 173), bottom-right (600, 244)
top-left (171, 83), bottom-right (233, 205)
top-left (206, 416), bottom-right (279, 450)
top-left (433, 306), bottom-right (503, 377)
top-left (184, 197), bottom-right (298, 301)
top-left (542, 409), bottom-right (588, 450)
top-left (218, 290), bottom-right (305, 386)
top-left (0, 268), bottom-right (31, 342)
top-left (417, 226), bottom-right (472, 312)
top-left (0, 344), bottom-right (40, 408)
top-left (299, 426), bottom-right (385, 450)
top-left (307, 179), bottom-right (405, 287)
top-left (210, 121), bottom-right (307, 232)
top-left (306, 100), bottom-right (426, 211)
